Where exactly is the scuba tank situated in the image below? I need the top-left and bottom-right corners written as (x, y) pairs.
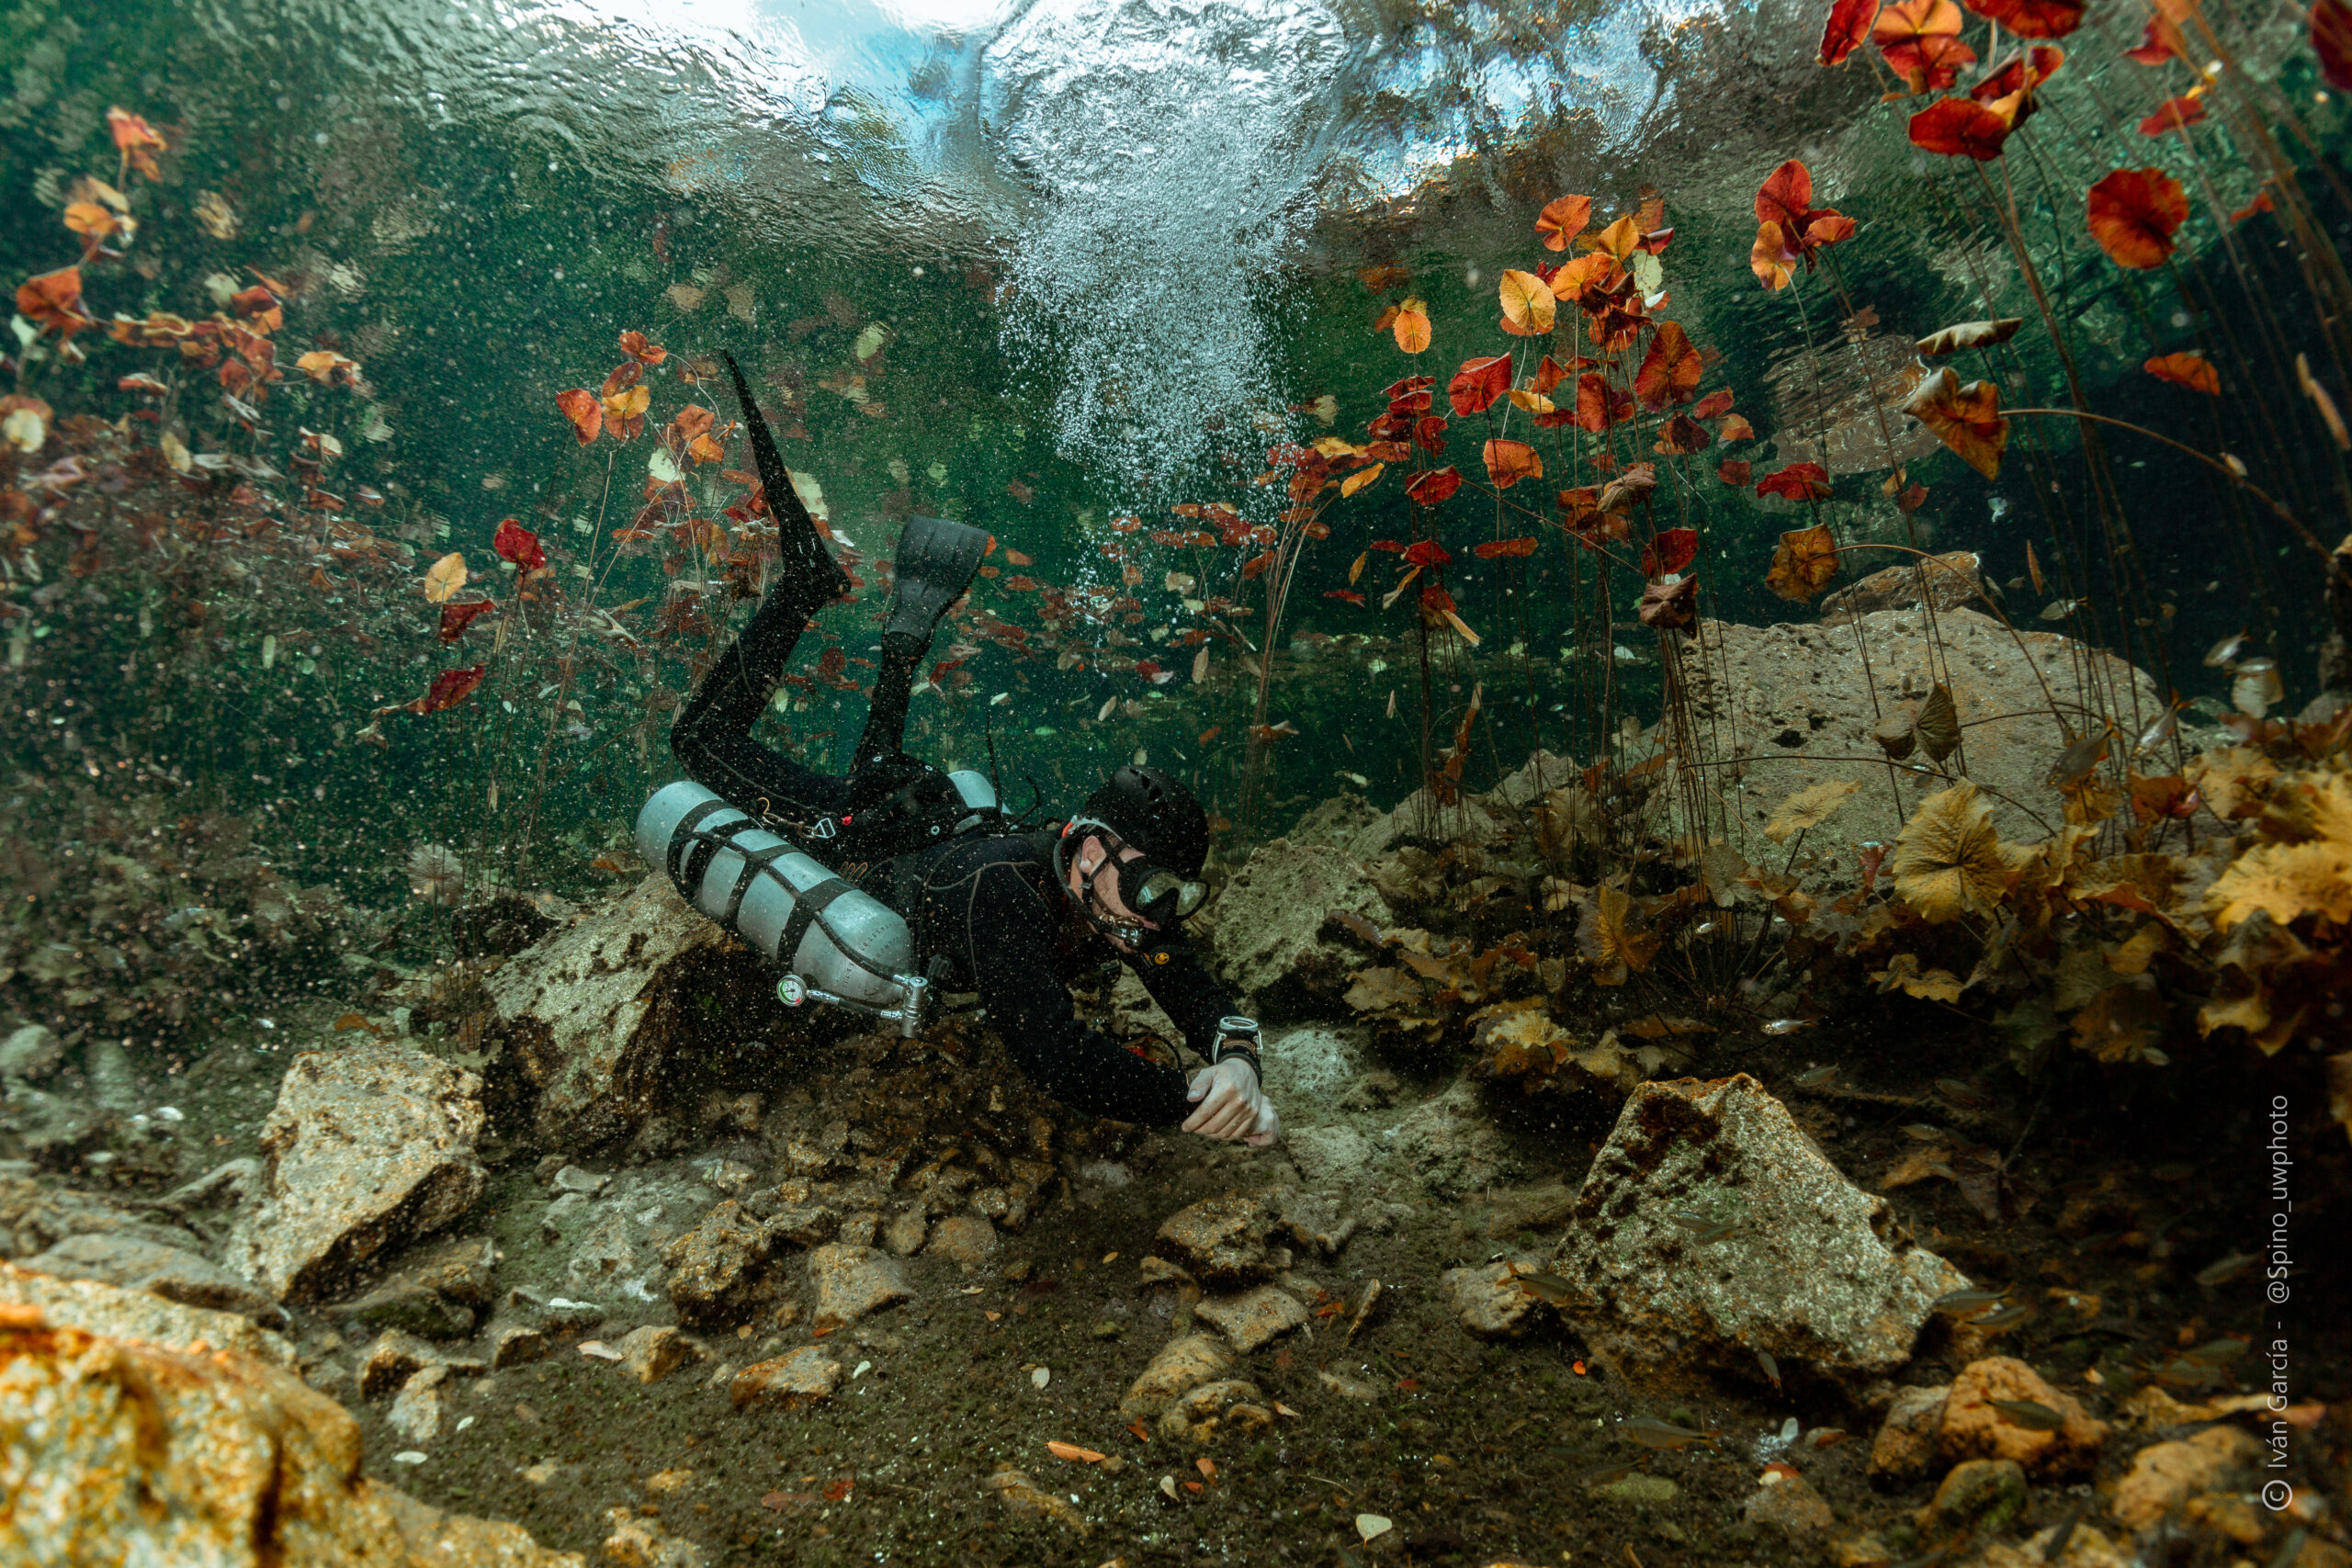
top-left (635, 781), bottom-right (931, 1035)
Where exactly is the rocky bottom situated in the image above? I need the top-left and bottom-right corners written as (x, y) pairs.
top-left (3, 947), bottom-right (2346, 1566)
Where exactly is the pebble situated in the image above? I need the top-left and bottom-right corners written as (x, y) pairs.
top-left (1356, 1514), bottom-right (1392, 1542)
top-left (578, 1341), bottom-right (623, 1362)
top-left (391, 1451), bottom-right (426, 1465)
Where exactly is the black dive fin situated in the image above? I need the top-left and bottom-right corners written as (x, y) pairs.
top-left (886, 514), bottom-right (989, 644)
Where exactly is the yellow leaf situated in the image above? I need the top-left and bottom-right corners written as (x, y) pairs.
top-left (1763, 779), bottom-right (1860, 843)
top-left (1889, 781), bottom-right (2022, 921)
top-left (1498, 269), bottom-right (1556, 335)
top-left (1589, 214), bottom-right (1641, 260)
top-left (1046, 1440), bottom-right (1106, 1463)
top-left (1191, 644), bottom-right (1210, 683)
top-left (1507, 388), bottom-right (1557, 414)
top-left (1340, 462), bottom-right (1385, 498)
top-left (1442, 607), bottom-right (1482, 646)
top-left (2186, 746), bottom-right (2279, 821)
top-left (424, 551), bottom-right (468, 604)
top-left (1349, 550), bottom-right (1366, 585)
top-left (1576, 884), bottom-right (1658, 983)
top-left (1314, 436), bottom-right (1360, 458)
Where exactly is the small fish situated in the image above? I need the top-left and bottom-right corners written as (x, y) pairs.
top-left (2203, 631), bottom-right (2252, 669)
top-left (1579, 1461), bottom-right (1637, 1487)
top-left (2149, 1357), bottom-right (2226, 1391)
top-left (2046, 1500), bottom-right (2089, 1562)
top-left (2025, 540), bottom-right (2045, 595)
top-left (2045, 723), bottom-right (2112, 788)
top-left (1757, 1349), bottom-right (1781, 1389)
top-left (1985, 1397), bottom-right (2066, 1431)
top-left (2133, 702), bottom-right (2182, 756)
top-left (1792, 1064), bottom-right (1838, 1088)
top-left (1797, 1427), bottom-right (1849, 1450)
top-left (2039, 598), bottom-right (2082, 621)
top-left (2195, 1251), bottom-right (2259, 1288)
top-left (1670, 1212), bottom-right (1739, 1244)
top-left (1336, 770), bottom-right (1369, 787)
top-left (1762, 1018), bottom-right (1814, 1037)
top-left (1890, 1543), bottom-right (1954, 1568)
top-left (2182, 1337), bottom-right (2248, 1365)
top-left (1513, 1272), bottom-right (1579, 1308)
top-left (1622, 1416), bottom-right (1719, 1451)
top-left (1903, 1123), bottom-right (1951, 1142)
top-left (1934, 1077), bottom-right (1989, 1108)
top-left (1692, 920), bottom-right (1719, 938)
top-left (1971, 1303), bottom-right (2032, 1330)
top-left (1933, 1288), bottom-right (2009, 1314)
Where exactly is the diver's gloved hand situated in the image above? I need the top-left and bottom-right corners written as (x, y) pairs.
top-left (1182, 1057), bottom-right (1279, 1147)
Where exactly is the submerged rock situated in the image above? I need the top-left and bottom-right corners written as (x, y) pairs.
top-left (1685, 608), bottom-right (2170, 873)
top-left (0, 1172), bottom-right (213, 1259)
top-left (662, 1200), bottom-right (786, 1328)
top-left (1117, 1333), bottom-right (1232, 1424)
top-left (1193, 1283), bottom-right (1307, 1352)
top-left (730, 1346), bottom-right (842, 1410)
top-left (808, 1243), bottom-right (910, 1332)
top-left (1543, 1073), bottom-right (1964, 1391)
top-left (1442, 1260), bottom-right (1540, 1339)
top-left (1208, 813), bottom-right (1395, 1014)
top-left (1939, 1356), bottom-right (2109, 1477)
top-left (1869, 1382), bottom-right (1952, 1480)
top-left (2109, 1426), bottom-right (2265, 1533)
top-left (19, 1233), bottom-right (280, 1321)
top-left (1158, 1377), bottom-right (1272, 1444)
top-left (0, 1303), bottom-right (579, 1564)
top-left (480, 874), bottom-right (785, 1150)
top-left (1152, 1192), bottom-right (1281, 1286)
top-left (224, 1043), bottom-right (486, 1304)
top-left (0, 1258), bottom-right (295, 1368)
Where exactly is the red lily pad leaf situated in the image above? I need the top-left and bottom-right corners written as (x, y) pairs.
top-left (1820, 0), bottom-right (1883, 63)
top-left (1642, 527), bottom-right (1700, 577)
top-left (1325, 589), bottom-right (1366, 604)
top-left (618, 329), bottom-right (667, 364)
top-left (1756, 462), bottom-right (1834, 502)
top-left (1755, 160), bottom-right (1816, 231)
top-left (1654, 413), bottom-right (1713, 455)
top-left (601, 360), bottom-right (643, 400)
top-left (556, 389), bottom-right (602, 445)
top-left (1536, 194), bottom-right (1593, 251)
top-left (1483, 438), bottom-right (1543, 489)
top-left (1406, 466), bottom-right (1463, 506)
top-left (1963, 0), bottom-right (2082, 38)
top-left (438, 599), bottom-right (498, 642)
top-left (1448, 355), bottom-right (1513, 416)
top-left (2127, 16), bottom-right (2187, 63)
top-left (1719, 458), bottom-right (1753, 485)
top-left (493, 517), bottom-right (547, 571)
top-left (1637, 573), bottom-right (1698, 631)
top-left (1972, 45), bottom-right (2065, 102)
top-left (1404, 538), bottom-right (1453, 568)
top-left (2144, 351), bottom-right (2220, 393)
top-left (1474, 536), bottom-right (1541, 558)
top-left (1634, 321), bottom-right (1702, 410)
top-left (1909, 96), bottom-right (2015, 160)
top-left (1414, 414), bottom-right (1449, 454)
top-left (2087, 166), bottom-right (2188, 268)
top-left (1691, 389), bottom-right (1735, 419)
top-left (410, 664), bottom-right (487, 716)
top-left (2138, 96), bottom-right (2207, 137)
top-left (2316, 0), bottom-right (2352, 86)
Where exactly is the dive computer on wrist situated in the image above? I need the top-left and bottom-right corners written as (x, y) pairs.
top-left (1213, 1015), bottom-right (1261, 1074)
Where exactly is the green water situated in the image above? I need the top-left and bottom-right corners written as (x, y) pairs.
top-left (0, 0), bottom-right (2344, 1030)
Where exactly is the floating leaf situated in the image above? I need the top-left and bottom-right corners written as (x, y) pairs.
top-left (1902, 365), bottom-right (2009, 479)
top-left (410, 665), bottom-right (488, 716)
top-left (423, 551), bottom-right (468, 604)
top-left (1890, 781), bottom-right (2021, 919)
top-left (1765, 779), bottom-right (1861, 842)
top-left (107, 107), bottom-right (168, 179)
top-left (1756, 462), bottom-right (1834, 502)
top-left (15, 268), bottom-right (94, 339)
top-left (618, 329), bottom-right (667, 364)
top-left (2139, 96), bottom-right (2208, 137)
top-left (1820, 0), bottom-right (1883, 63)
top-left (1474, 536), bottom-right (1541, 558)
top-left (1691, 389), bottom-right (1735, 420)
top-left (1341, 462), bottom-right (1385, 498)
top-left (2145, 352), bottom-right (2220, 393)
top-left (1909, 96), bottom-right (2016, 160)
top-left (1641, 527), bottom-right (1700, 577)
top-left (1719, 412), bottom-right (1757, 442)
top-left (438, 598), bottom-right (497, 642)
top-left (1407, 466), bottom-right (1463, 506)
top-left (1917, 318), bottom-right (2023, 356)
top-left (1916, 681), bottom-right (1962, 761)
top-left (2087, 167), bottom-right (2188, 269)
top-left (1535, 194), bottom-right (1593, 251)
top-left (1634, 321), bottom-right (1702, 410)
top-left (1448, 355), bottom-right (1513, 416)
top-left (1637, 573), bottom-right (1698, 631)
top-left (604, 382), bottom-right (651, 441)
top-left (1394, 298), bottom-right (1431, 354)
top-left (1765, 523), bottom-right (1839, 599)
top-left (493, 517), bottom-right (547, 572)
top-left (1498, 270), bottom-right (1557, 335)
top-left (1483, 439), bottom-right (1544, 489)
top-left (1963, 0), bottom-right (2082, 38)
top-left (556, 388), bottom-right (603, 445)
top-left (1873, 0), bottom-right (1969, 84)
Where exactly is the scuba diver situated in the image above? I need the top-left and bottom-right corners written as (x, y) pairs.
top-left (663, 354), bottom-right (1278, 1147)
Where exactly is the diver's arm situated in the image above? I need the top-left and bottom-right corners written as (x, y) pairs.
top-left (1132, 939), bottom-right (1278, 1145)
top-left (1125, 939), bottom-right (1240, 1061)
top-left (967, 871), bottom-right (1193, 1126)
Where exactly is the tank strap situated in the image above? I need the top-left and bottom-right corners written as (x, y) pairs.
top-left (777, 875), bottom-right (859, 971)
top-left (723, 840), bottom-right (799, 929)
top-left (667, 799), bottom-right (739, 897)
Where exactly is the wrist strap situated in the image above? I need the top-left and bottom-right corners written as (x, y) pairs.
top-left (1212, 1039), bottom-right (1261, 1075)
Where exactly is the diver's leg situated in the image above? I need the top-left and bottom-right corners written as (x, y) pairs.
top-left (669, 355), bottom-right (855, 821)
top-left (848, 514), bottom-right (989, 773)
top-left (852, 634), bottom-right (928, 773)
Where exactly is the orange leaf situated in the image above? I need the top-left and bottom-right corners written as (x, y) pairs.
top-left (1127, 1422), bottom-right (1150, 1443)
top-left (14, 268), bottom-right (93, 337)
top-left (1719, 458), bottom-right (1752, 485)
top-left (1756, 462), bottom-right (1833, 502)
top-left (1909, 96), bottom-right (2015, 160)
top-left (2144, 352), bottom-right (2220, 394)
top-left (1393, 299), bottom-right (1431, 354)
top-left (1719, 412), bottom-right (1757, 442)
top-left (1633, 321), bottom-right (1702, 410)
top-left (1820, 0), bottom-right (1882, 62)
top-left (1047, 1441), bottom-right (1106, 1463)
top-left (2087, 166), bottom-right (2188, 269)
top-left (1483, 438), bottom-right (1543, 490)
top-left (1963, 0), bottom-right (2082, 38)
top-left (1498, 270), bottom-right (1555, 335)
top-left (1341, 462), bottom-right (1385, 498)
top-left (618, 329), bottom-right (668, 364)
top-left (1535, 194), bottom-right (1592, 251)
top-left (1901, 365), bottom-right (2009, 479)
top-left (1766, 523), bottom-right (1840, 600)
top-left (2139, 96), bottom-right (2207, 137)
top-left (1750, 222), bottom-right (1794, 291)
top-left (556, 389), bottom-right (602, 444)
top-left (1474, 536), bottom-right (1540, 558)
top-left (1195, 1458), bottom-right (1217, 1481)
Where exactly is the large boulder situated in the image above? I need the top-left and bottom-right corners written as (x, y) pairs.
top-left (19, 1234), bottom-right (280, 1321)
top-left (1208, 801), bottom-right (1395, 1013)
top-left (1544, 1073), bottom-right (1965, 1391)
top-left (0, 1301), bottom-right (580, 1564)
top-left (479, 874), bottom-right (786, 1149)
top-left (224, 1043), bottom-right (486, 1303)
top-left (0, 1172), bottom-right (213, 1261)
top-left (1683, 608), bottom-right (2170, 872)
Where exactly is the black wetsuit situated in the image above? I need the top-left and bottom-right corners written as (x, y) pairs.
top-left (669, 419), bottom-right (1235, 1128)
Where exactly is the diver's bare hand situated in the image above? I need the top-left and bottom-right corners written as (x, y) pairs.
top-left (1182, 1058), bottom-right (1279, 1146)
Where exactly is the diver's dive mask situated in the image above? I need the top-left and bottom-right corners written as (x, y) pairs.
top-left (1063, 818), bottom-right (1208, 944)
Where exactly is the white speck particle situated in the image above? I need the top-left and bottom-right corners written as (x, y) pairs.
top-left (1031, 1366), bottom-right (1051, 1390)
top-left (854, 1360), bottom-right (872, 1379)
top-left (456, 1416), bottom-right (475, 1433)
top-left (392, 1451), bottom-right (426, 1465)
top-left (153, 1106), bottom-right (184, 1123)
